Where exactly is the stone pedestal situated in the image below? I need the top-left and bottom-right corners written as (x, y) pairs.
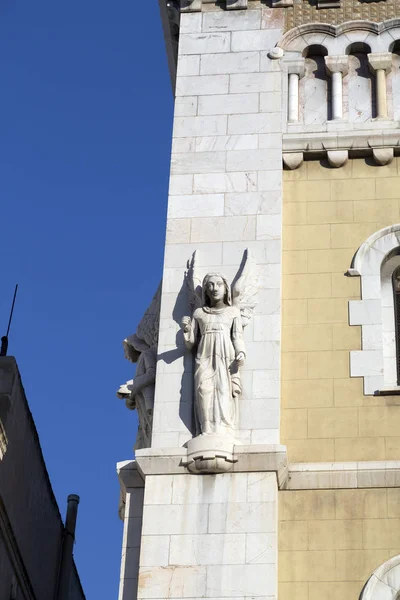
top-left (117, 446), bottom-right (287, 600)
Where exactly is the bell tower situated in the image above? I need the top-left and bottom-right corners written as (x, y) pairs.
top-left (117, 1), bottom-right (400, 600)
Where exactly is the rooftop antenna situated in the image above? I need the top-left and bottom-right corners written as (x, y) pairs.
top-left (1, 285), bottom-right (19, 357)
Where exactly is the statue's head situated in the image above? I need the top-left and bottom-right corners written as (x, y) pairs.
top-left (202, 273), bottom-right (231, 307)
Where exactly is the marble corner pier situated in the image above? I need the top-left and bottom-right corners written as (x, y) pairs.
top-left (118, 445), bottom-right (287, 600)
top-left (153, 2), bottom-right (284, 450)
top-left (118, 3), bottom-right (285, 600)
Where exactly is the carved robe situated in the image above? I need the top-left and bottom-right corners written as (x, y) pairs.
top-left (184, 305), bottom-right (245, 437)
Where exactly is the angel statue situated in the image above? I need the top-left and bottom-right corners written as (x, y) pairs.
top-left (181, 250), bottom-right (258, 440)
top-left (117, 284), bottom-right (161, 450)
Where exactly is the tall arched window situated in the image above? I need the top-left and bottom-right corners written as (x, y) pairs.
top-left (301, 45), bottom-right (329, 124)
top-left (393, 266), bottom-right (400, 385)
top-left (345, 42), bottom-right (374, 122)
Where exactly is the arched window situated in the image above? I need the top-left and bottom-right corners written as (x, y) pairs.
top-left (345, 42), bottom-right (374, 122)
top-left (393, 266), bottom-right (400, 384)
top-left (348, 225), bottom-right (400, 395)
top-left (300, 45), bottom-right (329, 124)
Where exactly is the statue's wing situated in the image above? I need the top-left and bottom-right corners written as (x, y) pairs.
top-left (231, 248), bottom-right (259, 328)
top-left (185, 251), bottom-right (203, 313)
top-left (136, 282), bottom-right (162, 348)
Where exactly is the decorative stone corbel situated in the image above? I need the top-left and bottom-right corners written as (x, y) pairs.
top-left (226, 0), bottom-right (248, 9)
top-left (373, 148), bottom-right (394, 166)
top-left (180, 0), bottom-right (202, 11)
top-left (285, 59), bottom-right (305, 123)
top-left (268, 47), bottom-right (284, 60)
top-left (283, 152), bottom-right (304, 170)
top-left (324, 55), bottom-right (349, 120)
top-left (368, 53), bottom-right (392, 119)
top-left (327, 150), bottom-right (348, 168)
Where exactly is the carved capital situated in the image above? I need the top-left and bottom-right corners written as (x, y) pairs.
top-left (324, 55), bottom-right (349, 76)
top-left (368, 52), bottom-right (392, 74)
top-left (226, 0), bottom-right (248, 9)
top-left (180, 0), bottom-right (202, 12)
top-left (285, 58), bottom-right (305, 78)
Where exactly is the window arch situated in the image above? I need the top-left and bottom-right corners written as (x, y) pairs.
top-left (347, 225), bottom-right (400, 395)
top-left (360, 554), bottom-right (400, 600)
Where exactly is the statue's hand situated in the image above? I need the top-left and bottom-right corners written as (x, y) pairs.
top-left (181, 316), bottom-right (191, 333)
top-left (236, 352), bottom-right (245, 367)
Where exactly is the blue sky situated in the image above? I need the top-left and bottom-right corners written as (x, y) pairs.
top-left (0, 1), bottom-right (173, 597)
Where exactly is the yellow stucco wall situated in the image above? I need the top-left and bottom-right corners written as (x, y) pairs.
top-left (282, 158), bottom-right (400, 462)
top-left (278, 488), bottom-right (400, 600)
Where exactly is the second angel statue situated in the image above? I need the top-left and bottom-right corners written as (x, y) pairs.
top-left (182, 249), bottom-right (258, 441)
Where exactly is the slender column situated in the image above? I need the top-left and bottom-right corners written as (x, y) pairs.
top-left (325, 55), bottom-right (349, 120)
top-left (368, 53), bottom-right (393, 119)
top-left (286, 59), bottom-right (305, 123)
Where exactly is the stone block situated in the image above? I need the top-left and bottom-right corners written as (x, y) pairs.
top-left (209, 501), bottom-right (276, 533)
top-left (144, 475), bottom-right (174, 505)
top-left (198, 93), bottom-right (259, 115)
top-left (168, 193), bottom-right (225, 219)
top-left (258, 170), bottom-right (282, 192)
top-left (223, 240), bottom-right (281, 266)
top-left (171, 151), bottom-right (226, 175)
top-left (177, 55), bottom-right (201, 77)
top-left (308, 519), bottom-right (363, 550)
top-left (307, 350), bottom-right (349, 379)
top-left (225, 191), bottom-right (281, 216)
top-left (307, 299), bottom-right (348, 324)
top-left (278, 550), bottom-right (336, 582)
top-left (180, 33), bottom-right (231, 56)
top-left (141, 504), bottom-right (208, 535)
top-left (164, 242), bottom-right (223, 268)
top-left (176, 75), bottom-right (229, 97)
top-left (246, 532), bottom-right (277, 564)
top-left (173, 115), bottom-right (227, 138)
top-left (228, 113), bottom-right (282, 135)
top-left (282, 298), bottom-right (308, 325)
top-left (362, 518), bottom-right (400, 549)
top-left (279, 521), bottom-right (308, 551)
top-left (283, 225), bottom-right (331, 251)
top-left (282, 379), bottom-right (333, 409)
top-left (283, 273), bottom-right (331, 299)
top-left (260, 91), bottom-right (283, 113)
top-left (231, 29), bottom-right (282, 52)
top-left (138, 565), bottom-right (206, 599)
top-left (200, 52), bottom-right (260, 75)
top-left (256, 214), bottom-right (282, 241)
top-left (202, 10), bottom-right (261, 32)
top-left (180, 12), bottom-right (202, 34)
top-left (190, 215), bottom-right (256, 243)
top-left (169, 174), bottom-right (194, 196)
top-left (207, 564), bottom-right (277, 597)
top-left (139, 536), bottom-right (170, 567)
top-left (227, 149), bottom-right (281, 172)
top-left (195, 134), bottom-right (258, 152)
top-left (169, 533), bottom-right (246, 565)
top-left (239, 403), bottom-right (279, 430)
top-left (307, 407), bottom-right (358, 439)
top-left (230, 72), bottom-right (281, 93)
top-left (247, 472), bottom-right (277, 502)
top-left (281, 408), bottom-right (308, 440)
top-left (282, 252), bottom-right (308, 276)
top-left (194, 172), bottom-right (257, 194)
top-left (174, 97), bottom-right (198, 117)
top-left (253, 315), bottom-right (280, 341)
top-left (171, 473), bottom-right (248, 504)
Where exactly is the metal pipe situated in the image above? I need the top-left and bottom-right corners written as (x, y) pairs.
top-left (57, 494), bottom-right (80, 600)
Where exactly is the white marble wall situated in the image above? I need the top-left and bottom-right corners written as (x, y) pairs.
top-left (137, 472), bottom-right (277, 600)
top-left (152, 5), bottom-right (284, 449)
